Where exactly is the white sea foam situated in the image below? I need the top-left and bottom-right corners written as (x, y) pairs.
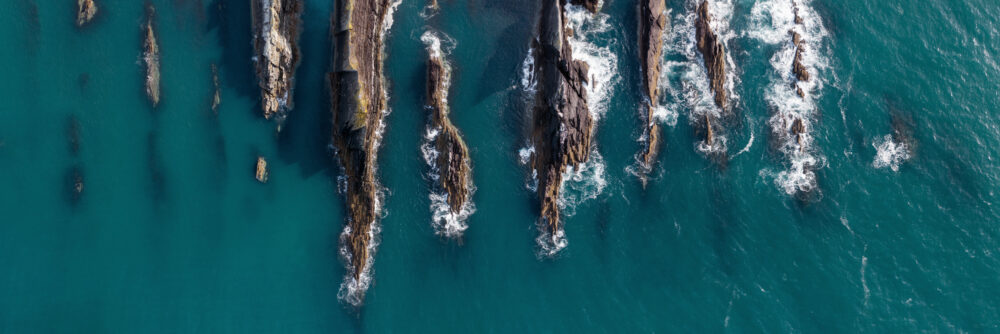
top-left (662, 0), bottom-right (740, 155)
top-left (564, 3), bottom-right (619, 122)
top-left (520, 45), bottom-right (538, 93)
top-left (536, 228), bottom-right (568, 258)
top-left (419, 31), bottom-right (475, 239)
top-left (337, 1), bottom-right (401, 306)
top-left (749, 0), bottom-right (830, 195)
top-left (558, 151), bottom-right (608, 217)
top-left (872, 134), bottom-right (910, 171)
top-left (649, 8), bottom-right (678, 127)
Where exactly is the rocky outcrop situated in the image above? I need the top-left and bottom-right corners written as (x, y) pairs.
top-left (251, 0), bottom-right (302, 122)
top-left (695, 0), bottom-right (727, 146)
top-left (428, 0), bottom-right (438, 9)
top-left (76, 0), bottom-right (97, 26)
top-left (426, 52), bottom-right (471, 215)
top-left (791, 31), bottom-right (809, 84)
top-left (695, 0), bottom-right (726, 112)
top-left (530, 0), bottom-right (593, 244)
top-left (329, 0), bottom-right (396, 299)
top-left (570, 0), bottom-right (600, 13)
top-left (255, 156), bottom-right (269, 183)
top-left (143, 4), bottom-right (160, 107)
top-left (638, 0), bottom-right (667, 173)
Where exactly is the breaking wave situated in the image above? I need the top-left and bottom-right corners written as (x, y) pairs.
top-left (872, 134), bottom-right (911, 171)
top-left (662, 0), bottom-right (739, 155)
top-left (564, 3), bottom-right (620, 122)
top-left (749, 0), bottom-right (830, 195)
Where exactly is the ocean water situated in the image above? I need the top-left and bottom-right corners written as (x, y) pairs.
top-left (2, 0), bottom-right (1000, 332)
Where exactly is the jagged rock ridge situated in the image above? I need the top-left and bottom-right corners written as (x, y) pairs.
top-left (251, 0), bottom-right (302, 122)
top-left (328, 0), bottom-right (396, 304)
top-left (530, 0), bottom-right (593, 249)
top-left (426, 50), bottom-right (472, 221)
top-left (695, 0), bottom-right (726, 146)
top-left (638, 0), bottom-right (667, 173)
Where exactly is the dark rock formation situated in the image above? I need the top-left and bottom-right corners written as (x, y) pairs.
top-left (791, 31), bottom-right (809, 83)
top-left (329, 0), bottom-right (396, 297)
top-left (426, 51), bottom-right (471, 215)
top-left (791, 118), bottom-right (804, 151)
top-left (251, 0), bottom-right (302, 122)
top-left (530, 0), bottom-right (593, 244)
top-left (570, 0), bottom-right (600, 13)
top-left (638, 0), bottom-right (667, 173)
top-left (695, 0), bottom-right (726, 112)
top-left (695, 0), bottom-right (727, 147)
top-left (143, 4), bottom-right (160, 107)
top-left (77, 0), bottom-right (97, 26)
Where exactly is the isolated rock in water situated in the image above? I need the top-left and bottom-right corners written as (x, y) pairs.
top-left (530, 0), bottom-right (593, 246)
top-left (255, 156), bottom-right (269, 183)
top-left (428, 0), bottom-right (438, 9)
top-left (695, 0), bottom-right (726, 111)
top-left (570, 0), bottom-right (600, 13)
top-left (67, 115), bottom-right (80, 156)
top-left (426, 51), bottom-right (471, 215)
top-left (638, 0), bottom-right (667, 172)
top-left (143, 4), bottom-right (160, 107)
top-left (211, 64), bottom-right (221, 113)
top-left (329, 0), bottom-right (397, 303)
top-left (251, 0), bottom-right (302, 122)
top-left (68, 166), bottom-right (84, 204)
top-left (76, 0), bottom-right (97, 26)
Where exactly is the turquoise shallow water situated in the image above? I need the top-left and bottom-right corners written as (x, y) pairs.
top-left (2, 0), bottom-right (1000, 332)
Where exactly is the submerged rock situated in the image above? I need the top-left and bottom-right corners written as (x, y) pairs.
top-left (251, 0), bottom-right (302, 122)
top-left (570, 0), bottom-right (600, 13)
top-left (143, 4), bottom-right (160, 107)
top-left (67, 166), bottom-right (84, 204)
top-left (76, 0), bottom-right (97, 26)
top-left (211, 64), bottom-right (221, 113)
top-left (67, 115), bottom-right (80, 156)
top-left (638, 0), bottom-right (667, 173)
top-left (255, 156), bottom-right (269, 183)
top-left (529, 0), bottom-right (593, 247)
top-left (426, 50), bottom-right (472, 218)
top-left (695, 0), bottom-right (726, 112)
top-left (329, 0), bottom-right (397, 303)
